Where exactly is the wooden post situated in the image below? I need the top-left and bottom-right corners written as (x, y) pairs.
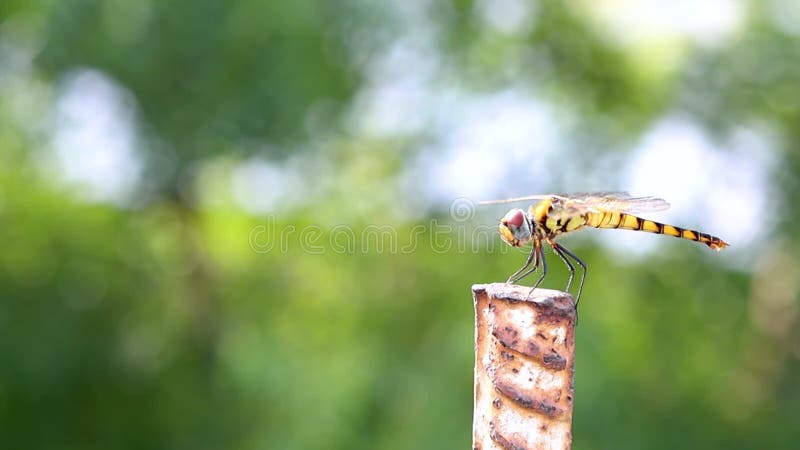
top-left (472, 283), bottom-right (576, 450)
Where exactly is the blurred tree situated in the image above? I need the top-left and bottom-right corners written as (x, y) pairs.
top-left (0, 1), bottom-right (799, 450)
top-left (25, 0), bottom-right (370, 200)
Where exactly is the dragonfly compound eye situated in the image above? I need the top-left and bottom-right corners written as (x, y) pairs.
top-left (501, 209), bottom-right (526, 229)
top-left (499, 209), bottom-right (527, 246)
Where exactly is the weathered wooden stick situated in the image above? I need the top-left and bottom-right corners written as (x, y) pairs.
top-left (472, 283), bottom-right (576, 450)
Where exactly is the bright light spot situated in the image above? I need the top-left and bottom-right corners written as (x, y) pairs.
top-left (231, 156), bottom-right (305, 215)
top-left (475, 0), bottom-right (538, 35)
top-left (51, 69), bottom-right (143, 204)
top-left (416, 90), bottom-right (562, 203)
top-left (350, 39), bottom-right (440, 138)
top-left (586, 0), bottom-right (746, 48)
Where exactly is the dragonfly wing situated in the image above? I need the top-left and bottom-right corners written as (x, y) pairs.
top-left (560, 191), bottom-right (631, 200)
top-left (559, 193), bottom-right (670, 214)
top-left (480, 192), bottom-right (635, 206)
top-left (478, 194), bottom-right (556, 205)
top-left (479, 191), bottom-right (670, 214)
top-left (613, 196), bottom-right (670, 214)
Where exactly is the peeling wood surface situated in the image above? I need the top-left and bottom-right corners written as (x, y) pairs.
top-left (472, 284), bottom-right (576, 450)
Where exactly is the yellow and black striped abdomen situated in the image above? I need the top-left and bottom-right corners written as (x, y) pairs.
top-left (585, 212), bottom-right (729, 250)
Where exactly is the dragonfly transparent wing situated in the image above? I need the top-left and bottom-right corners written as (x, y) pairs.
top-left (477, 194), bottom-right (557, 205)
top-left (479, 191), bottom-right (670, 214)
top-left (560, 192), bottom-right (670, 214)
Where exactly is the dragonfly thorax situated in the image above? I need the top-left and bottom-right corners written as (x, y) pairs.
top-left (499, 208), bottom-right (533, 247)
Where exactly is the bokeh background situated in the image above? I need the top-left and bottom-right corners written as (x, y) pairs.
top-left (2, 1), bottom-right (799, 449)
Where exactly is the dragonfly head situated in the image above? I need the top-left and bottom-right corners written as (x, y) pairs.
top-left (499, 208), bottom-right (531, 247)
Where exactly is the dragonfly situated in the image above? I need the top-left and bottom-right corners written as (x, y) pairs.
top-left (479, 192), bottom-right (729, 309)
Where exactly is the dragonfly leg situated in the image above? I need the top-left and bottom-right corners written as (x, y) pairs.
top-left (507, 243), bottom-right (538, 283)
top-left (554, 243), bottom-right (587, 309)
top-left (526, 244), bottom-right (548, 298)
top-left (549, 240), bottom-right (575, 292)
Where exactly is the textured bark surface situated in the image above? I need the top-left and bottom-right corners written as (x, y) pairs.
top-left (472, 284), bottom-right (576, 450)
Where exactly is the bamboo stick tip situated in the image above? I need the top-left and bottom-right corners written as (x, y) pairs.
top-left (472, 283), bottom-right (576, 320)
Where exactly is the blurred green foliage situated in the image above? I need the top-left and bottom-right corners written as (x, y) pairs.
top-left (2, 1), bottom-right (800, 449)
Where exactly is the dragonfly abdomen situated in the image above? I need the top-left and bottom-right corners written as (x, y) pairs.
top-left (586, 212), bottom-right (729, 250)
